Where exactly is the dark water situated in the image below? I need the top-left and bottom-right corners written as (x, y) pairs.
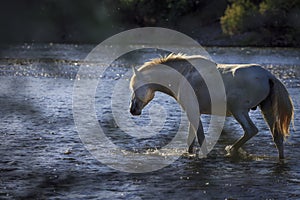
top-left (0, 44), bottom-right (300, 199)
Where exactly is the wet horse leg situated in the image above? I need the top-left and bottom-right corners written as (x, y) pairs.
top-left (196, 120), bottom-right (208, 156)
top-left (187, 120), bottom-right (208, 156)
top-left (187, 123), bottom-right (196, 153)
top-left (227, 111), bottom-right (258, 156)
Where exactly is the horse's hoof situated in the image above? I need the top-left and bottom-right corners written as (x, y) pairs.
top-left (225, 145), bottom-right (237, 157)
top-left (225, 145), bottom-right (251, 159)
top-left (188, 147), bottom-right (194, 154)
top-left (225, 145), bottom-right (232, 153)
top-left (196, 151), bottom-right (208, 159)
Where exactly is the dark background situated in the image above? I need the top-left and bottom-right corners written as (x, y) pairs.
top-left (0, 0), bottom-right (299, 46)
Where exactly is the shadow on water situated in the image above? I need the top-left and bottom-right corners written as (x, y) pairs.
top-left (0, 98), bottom-right (41, 117)
top-left (0, 77), bottom-right (40, 115)
top-left (20, 173), bottom-right (77, 199)
top-left (272, 161), bottom-right (291, 175)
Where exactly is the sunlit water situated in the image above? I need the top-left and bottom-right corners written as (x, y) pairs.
top-left (0, 44), bottom-right (299, 199)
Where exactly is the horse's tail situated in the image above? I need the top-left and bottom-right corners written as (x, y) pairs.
top-left (266, 77), bottom-right (294, 138)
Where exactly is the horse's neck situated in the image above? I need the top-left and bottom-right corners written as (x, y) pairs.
top-left (141, 66), bottom-right (182, 98)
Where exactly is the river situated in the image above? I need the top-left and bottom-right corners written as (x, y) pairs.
top-left (0, 44), bottom-right (299, 199)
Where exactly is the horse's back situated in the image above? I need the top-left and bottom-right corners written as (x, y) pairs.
top-left (217, 64), bottom-right (272, 113)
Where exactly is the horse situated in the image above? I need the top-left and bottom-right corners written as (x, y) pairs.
top-left (129, 53), bottom-right (294, 159)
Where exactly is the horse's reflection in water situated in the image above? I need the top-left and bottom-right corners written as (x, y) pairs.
top-left (129, 53), bottom-right (294, 160)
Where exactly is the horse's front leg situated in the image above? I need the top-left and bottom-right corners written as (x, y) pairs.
top-left (196, 119), bottom-right (208, 157)
top-left (187, 119), bottom-right (208, 157)
top-left (187, 122), bottom-right (196, 153)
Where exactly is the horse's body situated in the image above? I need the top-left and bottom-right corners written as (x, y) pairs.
top-left (129, 54), bottom-right (294, 159)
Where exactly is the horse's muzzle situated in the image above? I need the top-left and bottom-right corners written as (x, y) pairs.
top-left (130, 98), bottom-right (143, 115)
top-left (130, 106), bottom-right (141, 116)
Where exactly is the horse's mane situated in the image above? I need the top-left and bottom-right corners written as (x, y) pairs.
top-left (130, 53), bottom-right (213, 88)
top-left (141, 53), bottom-right (212, 70)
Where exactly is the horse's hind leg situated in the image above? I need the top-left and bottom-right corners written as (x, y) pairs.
top-left (227, 111), bottom-right (258, 156)
top-left (273, 130), bottom-right (284, 159)
top-left (260, 101), bottom-right (284, 159)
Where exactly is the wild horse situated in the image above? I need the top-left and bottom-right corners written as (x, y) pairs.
top-left (129, 53), bottom-right (294, 159)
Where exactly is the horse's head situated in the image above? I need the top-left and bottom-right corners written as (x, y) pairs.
top-left (129, 67), bottom-right (154, 116)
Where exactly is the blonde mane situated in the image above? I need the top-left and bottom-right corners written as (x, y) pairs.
top-left (141, 53), bottom-right (211, 70)
top-left (130, 53), bottom-right (212, 89)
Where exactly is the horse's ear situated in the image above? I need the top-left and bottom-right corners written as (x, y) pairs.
top-left (132, 66), bottom-right (141, 77)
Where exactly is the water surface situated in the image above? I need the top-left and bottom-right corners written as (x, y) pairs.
top-left (0, 44), bottom-right (299, 199)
